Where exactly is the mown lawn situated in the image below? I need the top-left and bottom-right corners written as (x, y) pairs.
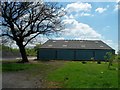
top-left (46, 61), bottom-right (118, 88)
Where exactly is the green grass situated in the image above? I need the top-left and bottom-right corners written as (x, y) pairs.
top-left (2, 60), bottom-right (119, 88)
top-left (46, 61), bottom-right (118, 88)
top-left (2, 61), bottom-right (47, 72)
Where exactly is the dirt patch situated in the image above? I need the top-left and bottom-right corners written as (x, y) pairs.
top-left (3, 70), bottom-right (43, 88)
top-left (47, 81), bottom-right (62, 88)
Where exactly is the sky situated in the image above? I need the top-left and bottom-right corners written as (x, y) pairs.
top-left (38, 1), bottom-right (118, 53)
top-left (1, 1), bottom-right (119, 53)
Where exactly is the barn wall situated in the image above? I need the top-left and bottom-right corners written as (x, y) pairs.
top-left (94, 49), bottom-right (115, 60)
top-left (57, 49), bottom-right (74, 60)
top-left (38, 48), bottom-right (56, 60)
top-left (37, 48), bottom-right (115, 60)
top-left (75, 50), bottom-right (94, 60)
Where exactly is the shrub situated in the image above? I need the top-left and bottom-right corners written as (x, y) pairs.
top-left (82, 61), bottom-right (87, 64)
top-left (104, 52), bottom-right (115, 69)
top-left (97, 61), bottom-right (101, 64)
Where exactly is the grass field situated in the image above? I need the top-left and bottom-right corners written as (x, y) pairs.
top-left (46, 61), bottom-right (118, 88)
top-left (2, 62), bottom-right (45, 72)
top-left (2, 60), bottom-right (119, 88)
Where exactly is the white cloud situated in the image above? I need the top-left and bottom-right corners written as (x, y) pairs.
top-left (58, 7), bottom-right (66, 16)
top-left (36, 35), bottom-right (48, 44)
top-left (80, 12), bottom-right (94, 17)
top-left (63, 15), bottom-right (69, 19)
top-left (69, 14), bottom-right (74, 19)
top-left (103, 39), bottom-right (118, 53)
top-left (62, 18), bottom-right (102, 40)
top-left (105, 40), bottom-right (114, 44)
top-left (53, 37), bottom-right (65, 40)
top-left (26, 34), bottom-right (49, 46)
top-left (64, 13), bottom-right (93, 19)
top-left (115, 0), bottom-right (120, 3)
top-left (95, 8), bottom-right (107, 13)
top-left (63, 2), bottom-right (93, 18)
top-left (103, 26), bottom-right (111, 31)
top-left (65, 2), bottom-right (92, 13)
top-left (114, 4), bottom-right (120, 11)
top-left (114, 5), bottom-right (118, 11)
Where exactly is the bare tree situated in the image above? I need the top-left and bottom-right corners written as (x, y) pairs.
top-left (1, 2), bottom-right (65, 63)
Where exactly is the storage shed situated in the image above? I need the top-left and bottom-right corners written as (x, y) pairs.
top-left (37, 40), bottom-right (115, 61)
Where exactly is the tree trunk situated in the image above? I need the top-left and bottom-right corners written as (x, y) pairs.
top-left (18, 44), bottom-right (29, 63)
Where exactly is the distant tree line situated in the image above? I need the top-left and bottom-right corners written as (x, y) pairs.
top-left (1, 44), bottom-right (41, 57)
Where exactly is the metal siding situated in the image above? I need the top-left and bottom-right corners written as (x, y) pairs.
top-left (38, 49), bottom-right (56, 60)
top-left (57, 49), bottom-right (74, 60)
top-left (76, 50), bottom-right (94, 60)
top-left (38, 48), bottom-right (114, 61)
top-left (94, 50), bottom-right (112, 60)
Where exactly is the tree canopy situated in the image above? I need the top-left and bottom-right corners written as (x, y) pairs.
top-left (1, 2), bottom-right (65, 62)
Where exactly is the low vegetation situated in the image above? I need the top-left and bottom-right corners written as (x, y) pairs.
top-left (2, 60), bottom-right (119, 88)
top-left (46, 61), bottom-right (118, 88)
top-left (2, 62), bottom-right (41, 72)
top-left (26, 48), bottom-right (36, 56)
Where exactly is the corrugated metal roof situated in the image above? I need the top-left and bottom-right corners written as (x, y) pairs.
top-left (40, 40), bottom-right (114, 50)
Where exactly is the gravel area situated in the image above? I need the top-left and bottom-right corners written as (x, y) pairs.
top-left (2, 70), bottom-right (43, 88)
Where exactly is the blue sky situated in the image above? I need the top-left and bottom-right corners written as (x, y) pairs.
top-left (44, 1), bottom-right (118, 53)
top-left (1, 1), bottom-right (118, 53)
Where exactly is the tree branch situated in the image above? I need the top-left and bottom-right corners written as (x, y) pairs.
top-left (1, 2), bottom-right (64, 47)
top-left (2, 34), bottom-right (15, 40)
top-left (23, 32), bottom-right (41, 47)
